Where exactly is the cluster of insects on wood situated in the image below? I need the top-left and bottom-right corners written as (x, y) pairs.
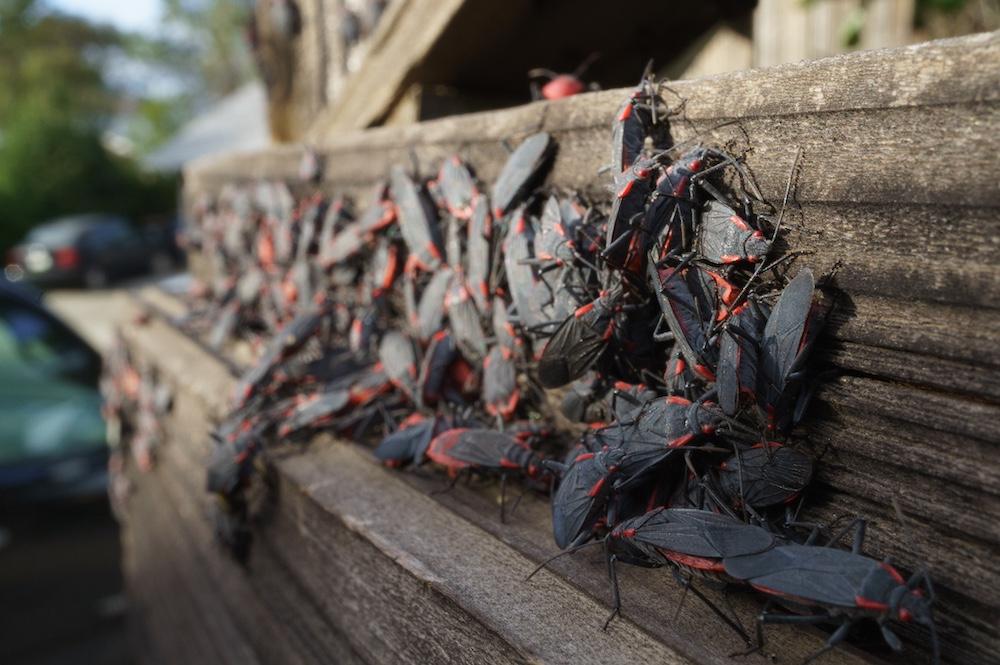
top-left (182, 65), bottom-right (940, 663)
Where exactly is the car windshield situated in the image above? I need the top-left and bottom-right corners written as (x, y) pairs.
top-left (0, 301), bottom-right (104, 462)
top-left (25, 219), bottom-right (89, 245)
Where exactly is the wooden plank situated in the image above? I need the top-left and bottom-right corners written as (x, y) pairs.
top-left (121, 296), bottom-right (987, 664)
top-left (305, 0), bottom-right (468, 135)
top-left (118, 303), bottom-right (893, 664)
top-left (189, 32), bottom-right (1000, 196)
top-left (155, 32), bottom-right (1000, 665)
top-left (187, 34), bottom-right (1000, 316)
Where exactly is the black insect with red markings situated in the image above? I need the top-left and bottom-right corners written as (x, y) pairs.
top-left (491, 132), bottom-right (555, 219)
top-left (427, 428), bottom-right (549, 520)
top-left (536, 283), bottom-right (623, 389)
top-left (379, 330), bottom-right (419, 403)
top-left (374, 413), bottom-right (441, 468)
top-left (546, 445), bottom-right (627, 549)
top-left (483, 345), bottom-right (519, 420)
top-left (724, 520), bottom-right (939, 664)
top-left (757, 268), bottom-right (828, 431)
top-left (715, 444), bottom-right (813, 515)
top-left (390, 165), bottom-right (444, 272)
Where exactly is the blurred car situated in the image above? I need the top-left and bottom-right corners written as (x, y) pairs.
top-left (141, 214), bottom-right (187, 273)
top-left (0, 277), bottom-right (107, 503)
top-left (5, 214), bottom-right (153, 288)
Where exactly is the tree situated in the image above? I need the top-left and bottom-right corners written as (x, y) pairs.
top-left (0, 0), bottom-right (175, 250)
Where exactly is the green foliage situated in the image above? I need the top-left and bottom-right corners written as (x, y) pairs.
top-left (162, 0), bottom-right (255, 97)
top-left (0, 0), bottom-right (177, 251)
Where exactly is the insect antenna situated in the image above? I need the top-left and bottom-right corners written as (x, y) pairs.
top-left (525, 539), bottom-right (605, 581)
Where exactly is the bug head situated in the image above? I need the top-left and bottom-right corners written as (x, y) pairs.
top-left (892, 570), bottom-right (940, 664)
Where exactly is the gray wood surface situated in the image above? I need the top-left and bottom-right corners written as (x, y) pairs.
top-left (145, 32), bottom-right (1000, 665)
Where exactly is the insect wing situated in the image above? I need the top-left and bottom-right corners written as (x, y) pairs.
top-left (390, 166), bottom-right (443, 270)
top-left (415, 267), bottom-right (453, 342)
top-left (725, 545), bottom-right (876, 608)
top-left (491, 132), bottom-right (554, 218)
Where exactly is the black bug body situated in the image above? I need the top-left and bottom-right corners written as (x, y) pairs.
top-left (427, 428), bottom-right (545, 479)
top-left (549, 446), bottom-right (627, 549)
top-left (613, 395), bottom-right (721, 486)
top-left (604, 156), bottom-right (660, 273)
top-left (491, 132), bottom-right (554, 219)
top-left (414, 267), bottom-right (453, 342)
top-left (697, 200), bottom-right (769, 266)
top-left (436, 156), bottom-right (477, 219)
top-left (446, 277), bottom-right (488, 362)
top-left (537, 285), bottom-right (621, 389)
top-left (717, 301), bottom-right (768, 415)
top-left (725, 544), bottom-right (938, 663)
top-left (483, 345), bottom-right (519, 420)
top-left (757, 269), bottom-right (826, 430)
top-left (374, 414), bottom-right (439, 467)
top-left (379, 330), bottom-right (419, 402)
top-left (465, 194), bottom-right (494, 314)
top-left (390, 165), bottom-right (444, 272)
top-left (717, 445), bottom-right (813, 511)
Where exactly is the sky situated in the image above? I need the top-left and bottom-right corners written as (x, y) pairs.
top-left (47, 0), bottom-right (163, 34)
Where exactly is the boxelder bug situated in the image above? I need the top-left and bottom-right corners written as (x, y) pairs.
top-left (491, 132), bottom-right (554, 219)
top-left (610, 61), bottom-right (664, 175)
top-left (427, 427), bottom-right (548, 521)
top-left (389, 165), bottom-right (444, 272)
top-left (419, 330), bottom-right (458, 406)
top-left (435, 156), bottom-right (477, 220)
top-left (445, 275), bottom-right (488, 362)
top-left (716, 444), bottom-right (813, 516)
top-left (724, 523), bottom-right (939, 664)
top-left (536, 284), bottom-right (622, 388)
top-left (414, 267), bottom-right (453, 342)
top-left (375, 413), bottom-right (440, 468)
top-left (483, 345), bottom-right (519, 420)
top-left (757, 268), bottom-right (827, 431)
top-left (603, 155), bottom-right (661, 274)
top-left (547, 445), bottom-right (627, 549)
top-left (465, 194), bottom-right (494, 314)
top-left (379, 330), bottom-right (419, 403)
top-left (697, 200), bottom-right (769, 266)
top-left (503, 209), bottom-right (547, 330)
top-left (717, 300), bottom-right (768, 416)
top-left (611, 394), bottom-right (722, 488)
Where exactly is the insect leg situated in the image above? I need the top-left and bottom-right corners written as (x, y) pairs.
top-left (603, 541), bottom-right (622, 631)
top-left (671, 569), bottom-right (752, 646)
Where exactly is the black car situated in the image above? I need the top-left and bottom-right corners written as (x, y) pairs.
top-left (6, 214), bottom-right (152, 288)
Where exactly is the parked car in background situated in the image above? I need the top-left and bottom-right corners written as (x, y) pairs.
top-left (0, 277), bottom-right (107, 503)
top-left (4, 214), bottom-right (166, 289)
top-left (141, 214), bottom-right (187, 273)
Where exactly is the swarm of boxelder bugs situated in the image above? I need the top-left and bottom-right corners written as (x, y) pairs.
top-left (180, 63), bottom-right (939, 662)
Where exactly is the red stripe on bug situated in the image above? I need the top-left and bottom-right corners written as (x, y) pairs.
top-left (668, 433), bottom-right (694, 449)
top-left (664, 552), bottom-right (726, 573)
top-left (587, 477), bottom-right (606, 497)
top-left (729, 214), bottom-right (750, 231)
top-left (855, 595), bottom-right (889, 612)
top-left (426, 241), bottom-right (443, 261)
top-left (880, 562), bottom-right (905, 584)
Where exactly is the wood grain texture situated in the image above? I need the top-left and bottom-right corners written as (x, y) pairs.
top-left (119, 293), bottom-right (998, 665)
top-left (151, 31), bottom-right (999, 665)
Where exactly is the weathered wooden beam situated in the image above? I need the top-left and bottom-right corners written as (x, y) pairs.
top-left (150, 32), bottom-right (1000, 665)
top-left (121, 304), bottom-right (890, 665)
